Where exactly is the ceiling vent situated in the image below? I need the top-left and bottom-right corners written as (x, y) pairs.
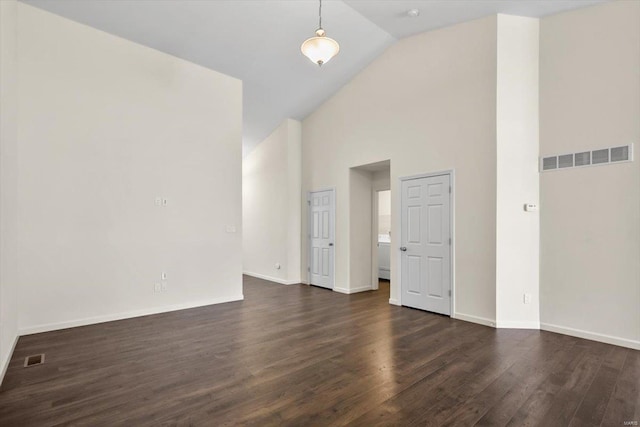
top-left (540, 144), bottom-right (633, 173)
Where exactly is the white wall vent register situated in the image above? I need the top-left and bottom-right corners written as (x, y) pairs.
top-left (540, 144), bottom-right (634, 172)
top-left (558, 153), bottom-right (574, 168)
top-left (574, 151), bottom-right (590, 167)
top-left (592, 148), bottom-right (609, 165)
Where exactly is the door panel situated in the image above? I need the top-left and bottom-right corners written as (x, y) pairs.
top-left (313, 212), bottom-right (319, 238)
top-left (322, 211), bottom-right (329, 238)
top-left (309, 190), bottom-right (334, 289)
top-left (406, 255), bottom-right (422, 294)
top-left (428, 205), bottom-right (443, 243)
top-left (407, 206), bottom-right (422, 243)
top-left (401, 174), bottom-right (451, 315)
top-left (312, 248), bottom-right (319, 274)
top-left (322, 248), bottom-right (330, 276)
top-left (427, 257), bottom-right (443, 297)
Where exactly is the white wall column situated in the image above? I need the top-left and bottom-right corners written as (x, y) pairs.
top-left (495, 15), bottom-right (541, 329)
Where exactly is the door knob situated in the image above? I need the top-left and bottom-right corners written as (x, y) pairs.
top-left (329, 243), bottom-right (334, 246)
top-left (400, 246), bottom-right (407, 251)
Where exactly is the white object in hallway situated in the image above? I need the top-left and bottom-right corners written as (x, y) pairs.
top-left (308, 189), bottom-right (335, 289)
top-left (400, 174), bottom-right (451, 315)
top-left (378, 242), bottom-right (391, 280)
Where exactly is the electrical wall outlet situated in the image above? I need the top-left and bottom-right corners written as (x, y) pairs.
top-left (161, 282), bottom-right (168, 292)
top-left (154, 283), bottom-right (161, 293)
top-left (275, 263), bottom-right (281, 270)
top-left (523, 293), bottom-right (532, 304)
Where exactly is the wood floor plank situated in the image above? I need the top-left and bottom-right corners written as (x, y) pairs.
top-left (600, 349), bottom-right (640, 427)
top-left (442, 333), bottom-right (578, 427)
top-left (0, 277), bottom-right (637, 426)
top-left (347, 329), bottom-right (534, 426)
top-left (504, 347), bottom-right (596, 427)
top-left (569, 346), bottom-right (628, 427)
top-left (474, 333), bottom-right (581, 427)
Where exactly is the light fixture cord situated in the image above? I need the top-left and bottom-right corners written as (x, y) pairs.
top-left (318, 0), bottom-right (322, 29)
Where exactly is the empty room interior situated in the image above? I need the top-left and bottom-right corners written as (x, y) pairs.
top-left (0, 0), bottom-right (639, 425)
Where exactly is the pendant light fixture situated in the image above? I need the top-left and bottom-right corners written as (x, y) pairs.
top-left (300, 0), bottom-right (339, 66)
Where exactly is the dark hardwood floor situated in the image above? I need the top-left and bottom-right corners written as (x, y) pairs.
top-left (0, 276), bottom-right (638, 426)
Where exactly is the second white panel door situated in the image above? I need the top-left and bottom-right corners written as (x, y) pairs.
top-left (309, 190), bottom-right (334, 289)
top-left (400, 174), bottom-right (451, 315)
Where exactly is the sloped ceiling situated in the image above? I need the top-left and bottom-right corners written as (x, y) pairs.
top-left (21, 0), bottom-right (604, 154)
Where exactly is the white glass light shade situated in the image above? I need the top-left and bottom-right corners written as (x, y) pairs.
top-left (301, 29), bottom-right (339, 66)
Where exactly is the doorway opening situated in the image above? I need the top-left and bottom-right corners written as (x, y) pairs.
top-left (376, 189), bottom-right (391, 293)
top-left (348, 160), bottom-right (390, 299)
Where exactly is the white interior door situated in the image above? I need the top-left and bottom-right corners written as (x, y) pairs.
top-left (400, 174), bottom-right (451, 315)
top-left (309, 190), bottom-right (334, 289)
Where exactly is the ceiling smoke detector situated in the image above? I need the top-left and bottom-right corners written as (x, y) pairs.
top-left (407, 9), bottom-right (420, 18)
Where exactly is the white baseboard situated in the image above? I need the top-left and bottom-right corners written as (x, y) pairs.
top-left (389, 298), bottom-right (400, 306)
top-left (0, 334), bottom-right (19, 387)
top-left (333, 286), bottom-right (372, 295)
top-left (540, 322), bottom-right (640, 350)
top-left (496, 320), bottom-right (540, 329)
top-left (243, 271), bottom-right (300, 285)
top-left (19, 294), bottom-right (244, 336)
top-left (453, 312), bottom-right (496, 328)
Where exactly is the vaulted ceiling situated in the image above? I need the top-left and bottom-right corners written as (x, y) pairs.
top-left (22, 0), bottom-right (604, 154)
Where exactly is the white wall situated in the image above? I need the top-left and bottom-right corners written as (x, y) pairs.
top-left (378, 191), bottom-right (391, 216)
top-left (0, 0), bottom-right (20, 383)
top-left (346, 168), bottom-right (373, 293)
top-left (495, 15), bottom-right (541, 329)
top-left (372, 170), bottom-right (391, 193)
top-left (14, 3), bottom-right (243, 335)
top-left (378, 190), bottom-right (391, 236)
top-left (243, 119), bottom-right (302, 284)
top-left (286, 120), bottom-right (303, 282)
top-left (539, 1), bottom-right (640, 349)
top-left (302, 16), bottom-right (499, 323)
